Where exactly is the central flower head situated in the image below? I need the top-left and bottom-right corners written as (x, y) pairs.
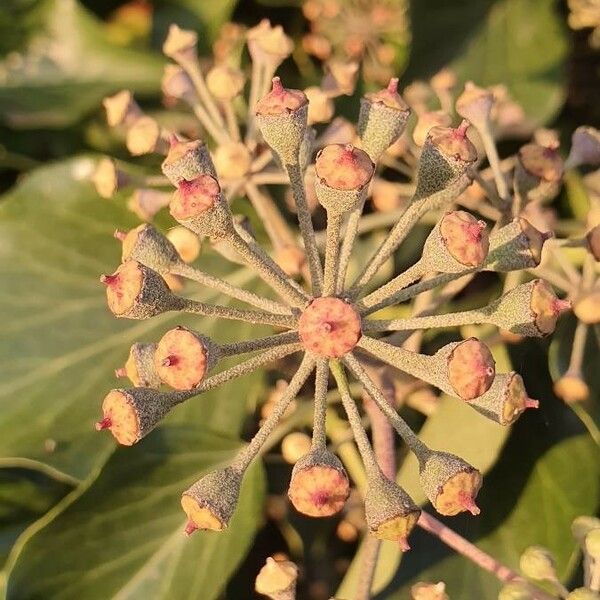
top-left (298, 297), bottom-right (362, 357)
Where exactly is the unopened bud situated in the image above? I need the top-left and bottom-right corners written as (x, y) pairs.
top-left (498, 582), bottom-right (534, 600)
top-left (255, 556), bottom-right (298, 599)
top-left (447, 338), bottom-right (496, 400)
top-left (247, 19), bottom-right (294, 68)
top-left (554, 372), bottom-right (590, 403)
top-left (585, 528), bottom-right (600, 560)
top-left (166, 226), bottom-right (201, 263)
top-left (117, 342), bottom-right (160, 388)
top-left (91, 157), bottom-right (129, 199)
top-left (566, 126), bottom-right (600, 169)
top-left (517, 142), bottom-right (564, 183)
top-left (161, 64), bottom-right (194, 102)
top-left (574, 291), bottom-right (600, 324)
top-left (281, 432), bottom-right (312, 464)
top-left (456, 82), bottom-right (494, 130)
top-left (255, 77), bottom-right (308, 164)
top-left (411, 581), bottom-right (449, 600)
top-left (163, 24), bottom-right (197, 61)
top-left (101, 261), bottom-right (182, 319)
top-left (519, 546), bottom-right (558, 581)
top-left (206, 65), bottom-right (245, 101)
top-left (97, 387), bottom-right (180, 445)
top-left (468, 372), bottom-right (538, 426)
top-left (170, 175), bottom-right (233, 238)
top-left (103, 90), bottom-right (142, 128)
top-left (419, 451), bottom-right (482, 516)
top-left (118, 223), bottom-right (180, 274)
top-left (127, 188), bottom-right (171, 221)
top-left (485, 218), bottom-right (551, 271)
top-left (572, 516), bottom-right (600, 545)
top-left (126, 116), bottom-right (165, 156)
top-left (358, 77), bottom-right (411, 161)
top-left (336, 520), bottom-right (359, 542)
top-left (288, 449), bottom-right (350, 517)
top-left (155, 326), bottom-right (218, 390)
top-left (586, 225), bottom-right (600, 261)
top-left (275, 245), bottom-right (306, 277)
top-left (314, 144), bottom-right (374, 214)
top-left (305, 86), bottom-right (335, 124)
top-left (566, 589), bottom-right (600, 600)
top-left (181, 467), bottom-right (242, 533)
top-left (364, 473), bottom-right (420, 547)
top-left (412, 111), bottom-right (452, 147)
top-left (162, 137), bottom-right (216, 184)
top-left (213, 142), bottom-right (252, 180)
top-left (321, 60), bottom-right (359, 96)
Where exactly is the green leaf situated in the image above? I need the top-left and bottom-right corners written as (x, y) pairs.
top-left (0, 156), bottom-right (270, 482)
top-left (407, 0), bottom-right (568, 125)
top-left (5, 425), bottom-right (266, 600)
top-left (0, 0), bottom-right (164, 128)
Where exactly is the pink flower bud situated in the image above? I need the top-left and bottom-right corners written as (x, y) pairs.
top-left (170, 175), bottom-right (221, 221)
top-left (439, 210), bottom-right (489, 268)
top-left (255, 77), bottom-right (307, 116)
top-left (567, 126), bottom-right (600, 168)
top-left (456, 81), bottom-right (494, 130)
top-left (518, 143), bottom-right (564, 182)
top-left (447, 338), bottom-right (496, 400)
top-left (429, 120), bottom-right (478, 164)
top-left (298, 297), bottom-right (362, 357)
top-left (161, 137), bottom-right (216, 184)
top-left (315, 144), bottom-right (374, 191)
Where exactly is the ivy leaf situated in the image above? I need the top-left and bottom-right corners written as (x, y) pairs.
top-left (0, 0), bottom-right (164, 128)
top-left (5, 425), bottom-right (266, 600)
top-left (0, 156), bottom-right (270, 482)
top-left (407, 0), bottom-right (568, 125)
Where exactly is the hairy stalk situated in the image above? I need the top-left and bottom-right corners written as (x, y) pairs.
top-left (172, 262), bottom-right (292, 315)
top-left (250, 172), bottom-right (290, 186)
top-left (222, 99), bottom-right (241, 141)
top-left (568, 319), bottom-right (589, 375)
top-left (336, 200), bottom-right (366, 294)
top-left (219, 331), bottom-right (300, 356)
top-left (286, 162), bottom-right (324, 295)
top-left (477, 124), bottom-right (509, 202)
top-left (189, 102), bottom-right (228, 145)
top-left (343, 354), bottom-right (431, 460)
top-left (231, 354), bottom-right (315, 471)
top-left (323, 212), bottom-right (343, 296)
top-left (312, 359), bottom-right (329, 449)
top-left (354, 537), bottom-right (381, 600)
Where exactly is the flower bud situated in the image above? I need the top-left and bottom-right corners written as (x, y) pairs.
top-left (519, 546), bottom-right (558, 581)
top-left (516, 143), bottom-right (564, 201)
top-left (414, 121), bottom-right (478, 200)
top-left (213, 142), bottom-right (252, 180)
top-left (585, 528), bottom-right (600, 560)
top-left (126, 116), bottom-right (167, 157)
top-left (101, 260), bottom-right (183, 319)
top-left (419, 451), bottom-right (482, 516)
top-left (247, 19), bottom-right (293, 68)
top-left (364, 473), bottom-right (420, 547)
top-left (314, 144), bottom-right (374, 214)
top-left (96, 387), bottom-right (180, 445)
top-left (574, 291), bottom-right (600, 324)
top-left (336, 520), bottom-right (359, 542)
top-left (91, 157), bottom-right (129, 199)
top-left (423, 210), bottom-right (489, 272)
top-left (298, 297), bottom-right (362, 358)
top-left (358, 77), bottom-right (411, 161)
top-left (554, 372), bottom-right (590, 403)
top-left (371, 178), bottom-right (408, 212)
top-left (116, 224), bottom-right (180, 274)
top-left (115, 342), bottom-right (160, 388)
top-left (166, 226), bottom-right (201, 263)
top-left (410, 582), bottom-right (449, 600)
top-left (127, 188), bottom-right (171, 221)
top-left (321, 60), bottom-right (359, 96)
top-left (275, 245), bottom-right (306, 277)
top-left (403, 80), bottom-right (432, 114)
top-left (446, 338), bottom-right (496, 400)
top-left (181, 466), bottom-right (242, 533)
top-left (161, 136), bottom-right (216, 185)
top-left (281, 432), bottom-right (312, 464)
top-left (288, 448), bottom-right (350, 517)
top-left (572, 516), bottom-right (600, 545)
top-left (566, 589), bottom-right (600, 600)
top-left (412, 111), bottom-right (452, 147)
top-left (586, 225), bottom-right (600, 261)
top-left (255, 77), bottom-right (308, 164)
top-left (485, 218), bottom-right (552, 272)
top-left (102, 90), bottom-right (142, 128)
top-left (305, 86), bottom-right (335, 124)
top-left (163, 24), bottom-right (197, 61)
top-left (206, 65), bottom-right (245, 101)
top-left (498, 582), bottom-right (534, 600)
top-left (468, 372), bottom-right (538, 426)
top-left (456, 82), bottom-right (494, 130)
top-left (255, 556), bottom-right (298, 600)
top-left (566, 126), bottom-right (600, 169)
top-left (170, 175), bottom-right (234, 238)
top-left (490, 279), bottom-right (570, 337)
top-left (154, 326), bottom-right (218, 390)
top-left (161, 64), bottom-right (194, 102)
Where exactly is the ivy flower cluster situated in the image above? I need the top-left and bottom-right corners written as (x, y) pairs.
top-left (92, 21), bottom-right (575, 553)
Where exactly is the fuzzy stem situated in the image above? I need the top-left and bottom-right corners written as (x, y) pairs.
top-left (568, 319), bottom-right (589, 375)
top-left (250, 172), bottom-right (290, 186)
top-left (180, 298), bottom-right (297, 328)
top-left (189, 102), bottom-right (228, 145)
top-left (171, 262), bottom-right (292, 315)
top-left (219, 331), bottom-right (300, 357)
top-left (231, 354), bottom-right (315, 471)
top-left (222, 100), bottom-right (241, 141)
top-left (335, 199), bottom-right (366, 294)
top-left (226, 227), bottom-right (310, 307)
top-left (286, 162), bottom-right (324, 295)
top-left (251, 148), bottom-right (275, 173)
top-left (350, 175), bottom-right (471, 297)
top-left (343, 353), bottom-right (431, 460)
top-left (477, 122), bottom-right (509, 202)
top-left (329, 359), bottom-right (379, 472)
top-left (417, 513), bottom-right (556, 600)
top-left (358, 260), bottom-right (428, 313)
top-left (245, 60), bottom-right (266, 145)
top-left (354, 536), bottom-right (382, 600)
top-left (323, 212), bottom-right (343, 296)
top-left (312, 359), bottom-right (329, 449)
top-left (198, 344), bottom-right (302, 393)
top-left (364, 306), bottom-right (491, 333)
top-left (245, 183), bottom-right (298, 250)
